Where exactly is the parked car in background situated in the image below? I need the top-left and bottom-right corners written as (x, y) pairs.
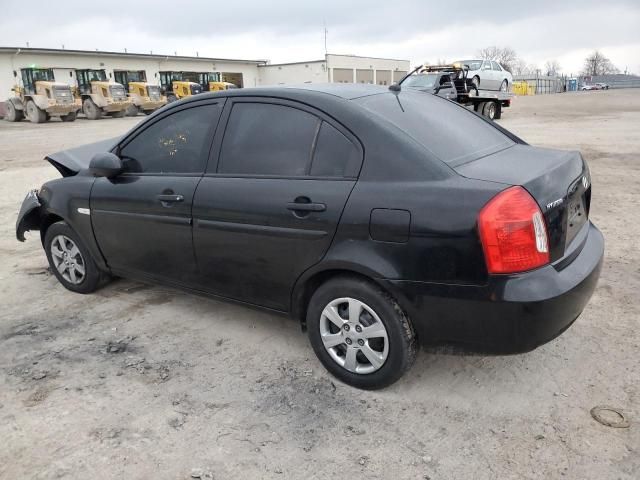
top-left (16, 84), bottom-right (603, 390)
top-left (581, 84), bottom-right (599, 91)
top-left (595, 82), bottom-right (610, 90)
top-left (456, 59), bottom-right (513, 92)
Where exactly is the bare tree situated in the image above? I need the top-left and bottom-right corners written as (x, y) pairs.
top-left (582, 51), bottom-right (619, 76)
top-left (544, 60), bottom-right (562, 76)
top-left (477, 46), bottom-right (519, 73)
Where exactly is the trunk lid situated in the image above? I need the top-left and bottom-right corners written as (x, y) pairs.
top-left (456, 144), bottom-right (591, 261)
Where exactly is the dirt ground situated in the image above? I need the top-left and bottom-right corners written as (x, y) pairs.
top-left (0, 90), bottom-right (638, 480)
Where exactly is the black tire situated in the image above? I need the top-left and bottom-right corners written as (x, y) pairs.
top-left (306, 276), bottom-right (417, 390)
top-left (475, 101), bottom-right (486, 113)
top-left (60, 111), bottom-right (77, 122)
top-left (167, 94), bottom-right (178, 103)
top-left (482, 101), bottom-right (498, 120)
top-left (125, 104), bottom-right (139, 117)
top-left (143, 109), bottom-right (155, 115)
top-left (5, 101), bottom-right (23, 122)
top-left (83, 98), bottom-right (102, 120)
top-left (109, 110), bottom-right (126, 118)
top-left (500, 79), bottom-right (508, 92)
top-left (26, 100), bottom-right (47, 123)
top-left (44, 221), bottom-right (108, 294)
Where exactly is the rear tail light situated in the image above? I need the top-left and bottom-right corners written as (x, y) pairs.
top-left (478, 186), bottom-right (550, 274)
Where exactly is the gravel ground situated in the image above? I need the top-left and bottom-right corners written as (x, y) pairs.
top-left (0, 90), bottom-right (638, 480)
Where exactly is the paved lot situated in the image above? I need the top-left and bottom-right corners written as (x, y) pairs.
top-left (1, 90), bottom-right (638, 479)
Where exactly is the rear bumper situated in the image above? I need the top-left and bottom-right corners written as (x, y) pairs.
top-left (383, 222), bottom-right (604, 353)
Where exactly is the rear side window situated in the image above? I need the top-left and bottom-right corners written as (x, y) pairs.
top-left (310, 122), bottom-right (360, 177)
top-left (492, 61), bottom-right (501, 71)
top-left (219, 103), bottom-right (318, 176)
top-left (355, 91), bottom-right (514, 165)
top-left (120, 104), bottom-right (221, 174)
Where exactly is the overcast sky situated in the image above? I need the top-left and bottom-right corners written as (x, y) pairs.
top-left (1, 0), bottom-right (638, 75)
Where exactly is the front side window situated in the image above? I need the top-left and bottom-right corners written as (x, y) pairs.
top-left (119, 104), bottom-right (221, 174)
top-left (219, 103), bottom-right (319, 176)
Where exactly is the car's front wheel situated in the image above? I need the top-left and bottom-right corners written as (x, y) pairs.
top-left (306, 276), bottom-right (417, 389)
top-left (44, 221), bottom-right (108, 294)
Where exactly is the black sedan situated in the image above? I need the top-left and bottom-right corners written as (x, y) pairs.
top-left (16, 84), bottom-right (604, 389)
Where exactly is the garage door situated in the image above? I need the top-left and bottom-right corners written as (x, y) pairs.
top-left (393, 71), bottom-right (408, 83)
top-left (222, 72), bottom-right (244, 88)
top-left (332, 68), bottom-right (353, 83)
top-left (356, 69), bottom-right (374, 84)
top-left (377, 70), bottom-right (392, 86)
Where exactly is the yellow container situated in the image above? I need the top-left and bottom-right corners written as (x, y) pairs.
top-left (512, 81), bottom-right (530, 95)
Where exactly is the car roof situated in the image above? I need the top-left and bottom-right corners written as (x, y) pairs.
top-left (177, 83), bottom-right (390, 104)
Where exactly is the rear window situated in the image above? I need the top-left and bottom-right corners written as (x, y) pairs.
top-left (355, 91), bottom-right (513, 165)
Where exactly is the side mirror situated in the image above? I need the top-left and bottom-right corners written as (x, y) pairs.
top-left (89, 152), bottom-right (123, 178)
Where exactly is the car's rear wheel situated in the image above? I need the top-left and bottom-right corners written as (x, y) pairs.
top-left (306, 276), bottom-right (417, 389)
top-left (44, 221), bottom-right (108, 294)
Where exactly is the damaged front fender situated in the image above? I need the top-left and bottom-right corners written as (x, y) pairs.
top-left (16, 189), bottom-right (42, 242)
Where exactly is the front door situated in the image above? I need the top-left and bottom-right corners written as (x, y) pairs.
top-left (90, 101), bottom-right (224, 285)
top-left (192, 99), bottom-right (362, 310)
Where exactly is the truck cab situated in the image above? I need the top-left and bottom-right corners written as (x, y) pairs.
top-left (159, 71), bottom-right (203, 102)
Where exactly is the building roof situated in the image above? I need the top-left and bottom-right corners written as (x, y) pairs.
top-left (0, 46), bottom-right (268, 65)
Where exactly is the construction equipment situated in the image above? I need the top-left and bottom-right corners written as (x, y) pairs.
top-left (209, 81), bottom-right (239, 91)
top-left (196, 73), bottom-right (237, 91)
top-left (159, 71), bottom-right (203, 102)
top-left (114, 70), bottom-right (167, 116)
top-left (74, 69), bottom-right (132, 120)
top-left (4, 68), bottom-right (80, 123)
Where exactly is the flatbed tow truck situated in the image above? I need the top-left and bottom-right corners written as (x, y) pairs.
top-left (395, 63), bottom-right (513, 120)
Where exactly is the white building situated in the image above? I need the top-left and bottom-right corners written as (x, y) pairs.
top-left (0, 47), bottom-right (410, 97)
top-left (258, 54), bottom-right (410, 86)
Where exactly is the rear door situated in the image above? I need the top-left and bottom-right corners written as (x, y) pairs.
top-left (192, 98), bottom-right (362, 310)
top-left (481, 60), bottom-right (496, 89)
top-left (90, 100), bottom-right (224, 285)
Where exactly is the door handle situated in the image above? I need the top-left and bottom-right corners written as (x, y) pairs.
top-left (157, 194), bottom-right (184, 203)
top-left (286, 202), bottom-right (326, 212)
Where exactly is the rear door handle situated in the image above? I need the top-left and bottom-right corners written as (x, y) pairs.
top-left (286, 202), bottom-right (326, 212)
top-left (157, 194), bottom-right (184, 203)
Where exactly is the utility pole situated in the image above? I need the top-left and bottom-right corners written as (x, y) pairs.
top-left (323, 21), bottom-right (328, 56)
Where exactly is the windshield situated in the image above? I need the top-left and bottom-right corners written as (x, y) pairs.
top-left (459, 60), bottom-right (483, 70)
top-left (88, 70), bottom-right (107, 81)
top-left (403, 74), bottom-right (438, 89)
top-left (355, 91), bottom-right (514, 165)
top-left (30, 69), bottom-right (54, 82)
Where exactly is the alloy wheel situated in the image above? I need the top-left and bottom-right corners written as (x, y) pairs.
top-left (50, 235), bottom-right (86, 285)
top-left (319, 297), bottom-right (389, 374)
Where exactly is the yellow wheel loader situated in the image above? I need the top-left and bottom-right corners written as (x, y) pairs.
top-left (159, 71), bottom-right (204, 102)
top-left (4, 68), bottom-right (80, 123)
top-left (74, 69), bottom-right (132, 120)
top-left (113, 70), bottom-right (167, 116)
top-left (209, 81), bottom-right (239, 91)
